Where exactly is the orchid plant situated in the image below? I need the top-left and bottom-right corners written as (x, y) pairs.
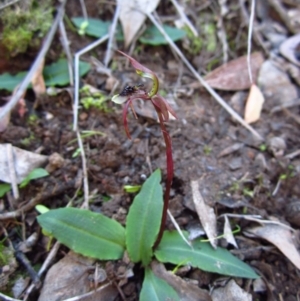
top-left (112, 50), bottom-right (176, 247)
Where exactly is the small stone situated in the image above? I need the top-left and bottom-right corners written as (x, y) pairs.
top-left (254, 153), bottom-right (268, 171)
top-left (228, 157), bottom-right (242, 170)
top-left (79, 112), bottom-right (88, 121)
top-left (267, 136), bottom-right (286, 157)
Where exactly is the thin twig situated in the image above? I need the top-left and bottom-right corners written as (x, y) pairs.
top-left (247, 0), bottom-right (256, 84)
top-left (0, 293), bottom-right (22, 301)
top-left (0, 0), bottom-right (67, 122)
top-left (170, 0), bottom-right (198, 37)
top-left (167, 209), bottom-right (192, 248)
top-left (0, 180), bottom-right (75, 221)
top-left (23, 242), bottom-right (61, 300)
top-left (73, 35), bottom-right (109, 130)
top-left (148, 12), bottom-right (263, 141)
top-left (76, 130), bottom-right (89, 209)
top-left (6, 144), bottom-right (19, 200)
top-left (79, 0), bottom-right (88, 21)
top-left (59, 20), bottom-right (74, 86)
top-left (104, 3), bottom-right (120, 67)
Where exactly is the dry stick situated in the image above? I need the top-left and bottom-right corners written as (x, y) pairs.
top-left (104, 3), bottom-right (120, 67)
top-left (59, 20), bottom-right (74, 86)
top-left (148, 12), bottom-right (263, 141)
top-left (238, 0), bottom-right (268, 55)
top-left (76, 129), bottom-right (89, 209)
top-left (0, 0), bottom-right (20, 10)
top-left (170, 0), bottom-right (198, 37)
top-left (217, 16), bottom-right (229, 64)
top-left (6, 144), bottom-right (19, 199)
top-left (23, 242), bottom-right (61, 300)
top-left (73, 34), bottom-right (109, 131)
top-left (0, 0), bottom-right (67, 122)
top-left (79, 0), bottom-right (88, 21)
top-left (247, 0), bottom-right (256, 84)
top-left (268, 0), bottom-right (297, 34)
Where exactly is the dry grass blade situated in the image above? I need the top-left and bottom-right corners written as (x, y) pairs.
top-left (191, 180), bottom-right (217, 249)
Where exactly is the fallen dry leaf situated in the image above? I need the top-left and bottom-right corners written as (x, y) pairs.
top-left (191, 179), bottom-right (217, 248)
top-left (0, 144), bottom-right (48, 184)
top-left (245, 223), bottom-right (300, 270)
top-left (117, 0), bottom-right (160, 47)
top-left (31, 57), bottom-right (46, 96)
top-left (211, 279), bottom-right (252, 301)
top-left (244, 84), bottom-right (265, 124)
top-left (204, 52), bottom-right (264, 91)
top-left (223, 215), bottom-right (238, 249)
top-left (151, 260), bottom-right (212, 301)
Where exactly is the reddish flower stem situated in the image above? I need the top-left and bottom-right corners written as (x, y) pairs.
top-left (153, 109), bottom-right (174, 249)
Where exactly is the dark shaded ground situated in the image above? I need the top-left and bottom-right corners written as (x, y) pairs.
top-left (1, 0), bottom-right (300, 300)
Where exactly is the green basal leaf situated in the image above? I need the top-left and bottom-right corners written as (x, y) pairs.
top-left (126, 169), bottom-right (163, 266)
top-left (139, 25), bottom-right (186, 45)
top-left (0, 59), bottom-right (90, 91)
top-left (0, 71), bottom-right (27, 91)
top-left (37, 207), bottom-right (125, 260)
top-left (155, 231), bottom-right (259, 279)
top-left (140, 267), bottom-right (180, 301)
top-left (0, 183), bottom-right (11, 198)
top-left (19, 168), bottom-right (49, 188)
top-left (72, 17), bottom-right (124, 41)
top-left (44, 59), bottom-right (90, 86)
top-left (72, 17), bottom-right (110, 38)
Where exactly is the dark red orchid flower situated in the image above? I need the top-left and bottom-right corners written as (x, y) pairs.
top-left (112, 50), bottom-right (177, 247)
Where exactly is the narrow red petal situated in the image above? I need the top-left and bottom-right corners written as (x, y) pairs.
top-left (117, 50), bottom-right (153, 75)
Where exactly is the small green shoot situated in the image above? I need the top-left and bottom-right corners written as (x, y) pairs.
top-left (124, 185), bottom-right (141, 193)
top-left (200, 225), bottom-right (241, 243)
top-left (0, 184), bottom-right (12, 198)
top-left (259, 144), bottom-right (267, 152)
top-left (20, 168), bottom-right (49, 188)
top-left (72, 148), bottom-right (81, 158)
top-left (0, 168), bottom-right (49, 197)
top-left (203, 145), bottom-right (212, 155)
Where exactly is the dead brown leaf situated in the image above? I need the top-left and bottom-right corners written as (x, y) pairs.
top-left (244, 84), bottom-right (265, 124)
top-left (31, 58), bottom-right (46, 96)
top-left (151, 261), bottom-right (212, 301)
top-left (204, 52), bottom-right (264, 91)
top-left (245, 224), bottom-right (300, 270)
top-left (191, 180), bottom-right (217, 248)
top-left (118, 0), bottom-right (160, 47)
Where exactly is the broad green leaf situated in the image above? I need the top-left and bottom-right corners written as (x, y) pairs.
top-left (72, 17), bottom-right (124, 41)
top-left (19, 168), bottom-right (49, 188)
top-left (155, 231), bottom-right (259, 279)
top-left (0, 71), bottom-right (27, 91)
top-left (0, 184), bottom-right (11, 198)
top-left (37, 207), bottom-right (125, 260)
top-left (126, 169), bottom-right (163, 266)
top-left (72, 17), bottom-right (111, 38)
top-left (44, 59), bottom-right (90, 86)
top-left (0, 59), bottom-right (90, 91)
top-left (140, 267), bottom-right (179, 301)
top-left (139, 25), bottom-right (186, 45)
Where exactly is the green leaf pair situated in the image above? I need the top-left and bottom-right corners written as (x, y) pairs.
top-left (72, 17), bottom-right (186, 45)
top-left (0, 59), bottom-right (90, 92)
top-left (37, 169), bottom-right (258, 301)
